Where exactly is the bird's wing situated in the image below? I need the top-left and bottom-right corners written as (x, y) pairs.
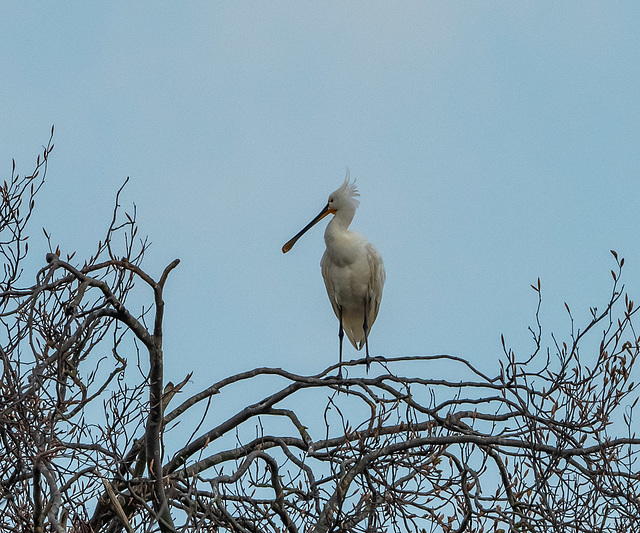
top-left (320, 251), bottom-right (341, 320)
top-left (366, 242), bottom-right (385, 326)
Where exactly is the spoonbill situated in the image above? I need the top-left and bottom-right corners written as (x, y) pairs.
top-left (282, 172), bottom-right (385, 375)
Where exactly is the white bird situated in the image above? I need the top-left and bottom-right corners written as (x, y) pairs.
top-left (282, 172), bottom-right (385, 376)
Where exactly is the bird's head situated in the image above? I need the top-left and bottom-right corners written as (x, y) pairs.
top-left (327, 170), bottom-right (360, 215)
top-left (282, 169), bottom-right (360, 254)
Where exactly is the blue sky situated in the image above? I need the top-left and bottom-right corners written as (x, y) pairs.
top-left (2, 3), bottom-right (640, 392)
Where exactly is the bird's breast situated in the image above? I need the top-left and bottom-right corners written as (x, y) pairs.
top-left (324, 230), bottom-right (368, 266)
top-left (322, 249), bottom-right (370, 304)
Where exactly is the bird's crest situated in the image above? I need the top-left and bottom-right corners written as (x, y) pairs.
top-left (335, 169), bottom-right (360, 208)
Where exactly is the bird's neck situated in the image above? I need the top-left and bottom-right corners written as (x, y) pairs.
top-left (324, 209), bottom-right (354, 245)
top-left (328, 208), bottom-right (354, 231)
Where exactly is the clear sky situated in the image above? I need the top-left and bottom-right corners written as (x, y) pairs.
top-left (2, 2), bottom-right (640, 392)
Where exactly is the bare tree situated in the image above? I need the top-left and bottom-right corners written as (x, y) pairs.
top-left (2, 134), bottom-right (640, 532)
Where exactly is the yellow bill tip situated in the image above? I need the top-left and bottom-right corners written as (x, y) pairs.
top-left (282, 242), bottom-right (293, 253)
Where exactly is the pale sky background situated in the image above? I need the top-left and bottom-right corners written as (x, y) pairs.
top-left (2, 3), bottom-right (640, 397)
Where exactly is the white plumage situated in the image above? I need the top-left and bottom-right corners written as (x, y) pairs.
top-left (283, 172), bottom-right (385, 375)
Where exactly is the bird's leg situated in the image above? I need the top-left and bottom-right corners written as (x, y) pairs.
top-left (338, 306), bottom-right (344, 378)
top-left (363, 305), bottom-right (370, 372)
